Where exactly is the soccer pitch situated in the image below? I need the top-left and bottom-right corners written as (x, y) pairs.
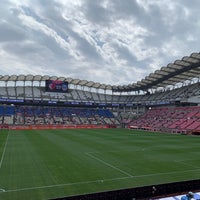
top-left (0, 128), bottom-right (200, 200)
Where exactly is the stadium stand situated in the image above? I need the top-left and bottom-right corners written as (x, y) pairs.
top-left (11, 106), bottom-right (119, 126)
top-left (128, 106), bottom-right (200, 134)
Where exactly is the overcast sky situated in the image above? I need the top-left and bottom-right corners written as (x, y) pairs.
top-left (0, 0), bottom-right (200, 85)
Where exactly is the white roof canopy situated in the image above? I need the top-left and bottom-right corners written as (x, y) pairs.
top-left (1, 52), bottom-right (200, 92)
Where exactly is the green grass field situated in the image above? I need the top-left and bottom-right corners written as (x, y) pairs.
top-left (0, 128), bottom-right (200, 200)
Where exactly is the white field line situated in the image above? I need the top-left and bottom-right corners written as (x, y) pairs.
top-left (2, 168), bottom-right (200, 193)
top-left (85, 152), bottom-right (134, 178)
top-left (0, 131), bottom-right (9, 170)
top-left (174, 160), bottom-right (199, 168)
top-left (86, 148), bottom-right (147, 154)
top-left (133, 168), bottom-right (200, 178)
top-left (174, 158), bottom-right (200, 162)
top-left (1, 176), bottom-right (129, 193)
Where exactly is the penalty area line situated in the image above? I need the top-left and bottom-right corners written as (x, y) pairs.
top-left (85, 152), bottom-right (133, 178)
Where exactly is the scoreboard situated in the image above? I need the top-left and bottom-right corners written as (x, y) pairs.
top-left (45, 80), bottom-right (68, 93)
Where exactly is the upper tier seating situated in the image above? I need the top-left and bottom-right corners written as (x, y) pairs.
top-left (1, 82), bottom-right (200, 105)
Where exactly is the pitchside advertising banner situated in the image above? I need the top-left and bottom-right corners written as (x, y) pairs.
top-left (45, 80), bottom-right (68, 93)
top-left (9, 125), bottom-right (109, 130)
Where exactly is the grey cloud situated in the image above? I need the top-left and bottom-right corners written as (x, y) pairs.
top-left (72, 32), bottom-right (103, 63)
top-left (113, 43), bottom-right (137, 65)
top-left (0, 3), bottom-right (27, 43)
top-left (0, 23), bottom-right (26, 42)
top-left (104, 0), bottom-right (144, 21)
top-left (83, 0), bottom-right (112, 25)
top-left (181, 0), bottom-right (200, 9)
top-left (32, 5), bottom-right (104, 63)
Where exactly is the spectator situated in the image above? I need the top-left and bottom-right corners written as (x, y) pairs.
top-left (181, 191), bottom-right (194, 200)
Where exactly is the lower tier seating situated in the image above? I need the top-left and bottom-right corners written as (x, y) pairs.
top-left (128, 106), bottom-right (200, 133)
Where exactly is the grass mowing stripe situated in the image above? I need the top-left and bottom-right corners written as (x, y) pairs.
top-left (0, 130), bottom-right (9, 169)
top-left (85, 152), bottom-right (133, 177)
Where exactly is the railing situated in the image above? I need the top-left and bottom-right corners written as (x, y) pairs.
top-left (51, 179), bottom-right (200, 200)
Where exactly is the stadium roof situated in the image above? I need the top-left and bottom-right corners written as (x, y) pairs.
top-left (1, 52), bottom-right (200, 92)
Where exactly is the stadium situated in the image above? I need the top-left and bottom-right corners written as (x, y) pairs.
top-left (1, 52), bottom-right (200, 200)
